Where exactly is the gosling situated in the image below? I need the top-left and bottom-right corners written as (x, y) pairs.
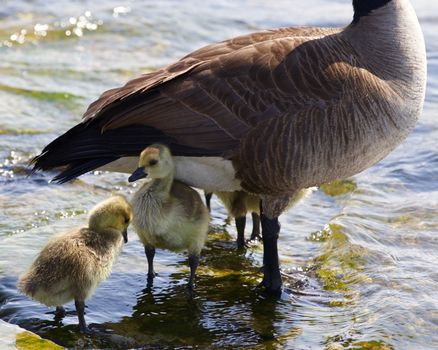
top-left (205, 191), bottom-right (260, 249)
top-left (17, 195), bottom-right (133, 333)
top-left (207, 189), bottom-right (311, 248)
top-left (128, 144), bottom-right (209, 290)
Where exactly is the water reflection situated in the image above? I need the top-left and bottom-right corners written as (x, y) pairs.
top-left (0, 228), bottom-right (306, 348)
top-left (0, 11), bottom-right (102, 48)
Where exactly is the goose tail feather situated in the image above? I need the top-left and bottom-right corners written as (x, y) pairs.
top-left (31, 121), bottom-right (223, 183)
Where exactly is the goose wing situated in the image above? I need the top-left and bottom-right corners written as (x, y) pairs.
top-left (33, 27), bottom-right (348, 183)
top-left (83, 26), bottom-right (337, 122)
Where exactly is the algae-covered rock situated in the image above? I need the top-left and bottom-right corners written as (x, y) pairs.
top-left (0, 320), bottom-right (63, 350)
top-left (15, 331), bottom-right (63, 350)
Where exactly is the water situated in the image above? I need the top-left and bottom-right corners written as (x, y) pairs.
top-left (0, 1), bottom-right (437, 348)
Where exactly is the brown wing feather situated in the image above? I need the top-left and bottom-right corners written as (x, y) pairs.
top-left (84, 27), bottom-right (339, 123)
top-left (82, 27), bottom-right (343, 155)
top-left (37, 25), bottom-right (392, 189)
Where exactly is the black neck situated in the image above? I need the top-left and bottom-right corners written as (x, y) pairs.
top-left (353, 0), bottom-right (393, 23)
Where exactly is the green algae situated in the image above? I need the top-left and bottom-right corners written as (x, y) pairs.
top-left (350, 340), bottom-right (394, 350)
top-left (0, 19), bottom-right (105, 48)
top-left (54, 209), bottom-right (86, 219)
top-left (0, 128), bottom-right (44, 136)
top-left (317, 267), bottom-right (348, 291)
top-left (320, 179), bottom-right (358, 196)
top-left (308, 227), bottom-right (333, 242)
top-left (312, 224), bottom-right (371, 294)
top-left (15, 331), bottom-right (63, 350)
top-left (0, 84), bottom-right (77, 102)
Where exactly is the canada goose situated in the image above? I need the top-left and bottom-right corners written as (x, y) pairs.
top-left (17, 196), bottom-right (133, 332)
top-left (129, 144), bottom-right (209, 289)
top-left (206, 191), bottom-right (261, 248)
top-left (31, 0), bottom-right (427, 293)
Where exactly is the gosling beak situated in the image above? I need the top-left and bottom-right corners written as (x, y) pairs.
top-left (122, 228), bottom-right (128, 243)
top-left (128, 167), bottom-right (147, 182)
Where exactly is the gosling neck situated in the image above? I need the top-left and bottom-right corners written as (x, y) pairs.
top-left (87, 219), bottom-right (119, 239)
top-left (149, 175), bottom-right (174, 196)
top-left (140, 166), bottom-right (175, 198)
top-left (88, 216), bottom-right (104, 233)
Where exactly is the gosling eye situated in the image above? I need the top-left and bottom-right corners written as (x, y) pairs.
top-left (124, 217), bottom-right (130, 224)
top-left (149, 159), bottom-right (158, 166)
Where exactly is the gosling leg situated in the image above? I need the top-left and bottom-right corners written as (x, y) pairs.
top-left (74, 299), bottom-right (87, 333)
top-left (55, 306), bottom-right (66, 318)
top-left (235, 216), bottom-right (246, 249)
top-left (249, 212), bottom-right (261, 241)
top-left (187, 254), bottom-right (199, 290)
top-left (260, 213), bottom-right (282, 294)
top-left (145, 246), bottom-right (156, 282)
top-left (204, 192), bottom-right (213, 212)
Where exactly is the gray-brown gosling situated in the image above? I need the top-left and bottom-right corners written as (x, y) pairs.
top-left (128, 144), bottom-right (209, 289)
top-left (205, 191), bottom-right (260, 248)
top-left (17, 195), bottom-right (133, 333)
top-left (205, 189), bottom-right (310, 249)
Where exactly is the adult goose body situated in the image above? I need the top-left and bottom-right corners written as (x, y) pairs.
top-left (33, 0), bottom-right (427, 292)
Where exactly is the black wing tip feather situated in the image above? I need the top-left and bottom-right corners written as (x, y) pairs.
top-left (51, 157), bottom-right (118, 184)
top-left (31, 121), bottom-right (226, 183)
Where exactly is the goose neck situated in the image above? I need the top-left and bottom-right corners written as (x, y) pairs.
top-left (344, 0), bottom-right (426, 93)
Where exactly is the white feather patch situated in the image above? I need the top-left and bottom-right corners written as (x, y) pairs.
top-left (99, 156), bottom-right (241, 192)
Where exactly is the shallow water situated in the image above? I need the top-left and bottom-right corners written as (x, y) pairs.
top-left (0, 0), bottom-right (437, 349)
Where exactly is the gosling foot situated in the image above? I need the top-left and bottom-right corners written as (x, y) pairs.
top-left (238, 239), bottom-right (255, 249)
top-left (236, 239), bottom-right (247, 250)
top-left (187, 281), bottom-right (194, 293)
top-left (54, 306), bottom-right (66, 319)
top-left (145, 246), bottom-right (156, 284)
top-left (235, 216), bottom-right (247, 250)
top-left (187, 254), bottom-right (199, 290)
top-left (247, 236), bottom-right (261, 243)
top-left (249, 212), bottom-right (261, 241)
top-left (147, 272), bottom-right (156, 284)
top-left (75, 299), bottom-right (88, 333)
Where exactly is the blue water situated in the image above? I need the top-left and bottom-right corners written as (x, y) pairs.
top-left (0, 1), bottom-right (437, 348)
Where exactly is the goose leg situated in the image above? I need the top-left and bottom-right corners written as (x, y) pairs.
top-left (235, 216), bottom-right (246, 249)
top-left (204, 192), bottom-right (213, 212)
top-left (145, 246), bottom-right (156, 282)
top-left (187, 254), bottom-right (199, 290)
top-left (75, 299), bottom-right (87, 333)
top-left (250, 212), bottom-right (261, 241)
top-left (260, 214), bottom-right (282, 294)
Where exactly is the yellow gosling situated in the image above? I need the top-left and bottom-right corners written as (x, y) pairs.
top-left (129, 144), bottom-right (209, 290)
top-left (17, 195), bottom-right (133, 333)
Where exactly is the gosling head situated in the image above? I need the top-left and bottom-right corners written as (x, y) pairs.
top-left (88, 195), bottom-right (133, 243)
top-left (128, 144), bottom-right (174, 183)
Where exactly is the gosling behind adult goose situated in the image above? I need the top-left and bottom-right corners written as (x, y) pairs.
top-left (17, 196), bottom-right (133, 332)
top-left (32, 0), bottom-right (427, 293)
top-left (206, 191), bottom-right (261, 248)
top-left (129, 144), bottom-right (209, 289)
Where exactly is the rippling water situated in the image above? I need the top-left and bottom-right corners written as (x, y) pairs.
top-left (0, 1), bottom-right (437, 349)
